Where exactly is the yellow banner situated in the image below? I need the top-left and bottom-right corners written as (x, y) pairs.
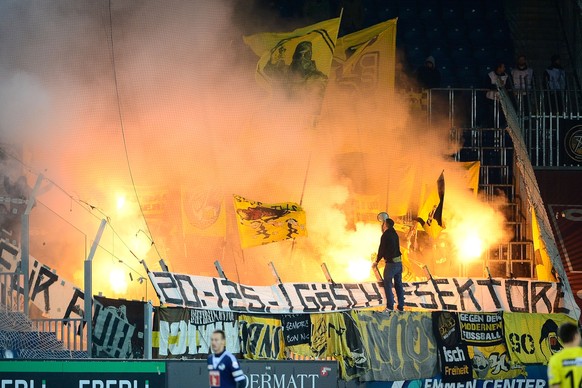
top-left (503, 312), bottom-right (577, 365)
top-left (233, 195), bottom-right (307, 249)
top-left (532, 207), bottom-right (556, 281)
top-left (238, 314), bottom-right (285, 360)
top-left (332, 18), bottom-right (397, 96)
top-left (181, 187), bottom-right (226, 237)
top-left (417, 172), bottom-right (445, 238)
top-left (243, 17), bottom-right (340, 94)
top-left (462, 161), bottom-right (481, 197)
top-left (468, 343), bottom-right (525, 380)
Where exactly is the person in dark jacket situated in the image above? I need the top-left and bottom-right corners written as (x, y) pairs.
top-left (415, 56), bottom-right (441, 90)
top-left (373, 212), bottom-right (404, 311)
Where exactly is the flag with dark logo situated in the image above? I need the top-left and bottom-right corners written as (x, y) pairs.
top-left (243, 17), bottom-right (341, 97)
top-left (432, 311), bottom-right (472, 383)
top-left (233, 195), bottom-right (307, 248)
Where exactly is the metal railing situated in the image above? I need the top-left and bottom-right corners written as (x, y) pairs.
top-left (31, 318), bottom-right (86, 352)
top-left (0, 272), bottom-right (24, 313)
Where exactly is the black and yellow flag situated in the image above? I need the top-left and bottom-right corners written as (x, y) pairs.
top-left (243, 17), bottom-right (341, 94)
top-left (233, 195), bottom-right (307, 249)
top-left (417, 171), bottom-right (445, 238)
top-left (181, 186), bottom-right (226, 237)
top-left (331, 18), bottom-right (398, 96)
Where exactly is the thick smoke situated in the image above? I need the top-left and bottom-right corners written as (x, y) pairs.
top-left (0, 0), bottom-right (510, 298)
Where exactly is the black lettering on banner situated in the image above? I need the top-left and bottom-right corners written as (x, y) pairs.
top-left (315, 291), bottom-right (336, 311)
top-left (434, 278), bottom-right (457, 310)
top-left (477, 279), bottom-right (502, 309)
top-left (414, 282), bottom-right (438, 309)
top-left (453, 278), bottom-right (482, 311)
top-left (63, 288), bottom-right (85, 335)
top-left (508, 333), bottom-right (535, 355)
top-left (294, 284), bottom-right (321, 312)
top-left (506, 279), bottom-right (529, 312)
top-left (343, 284), bottom-right (363, 307)
top-left (152, 272), bottom-right (183, 306)
top-left (219, 278), bottom-right (245, 312)
top-left (553, 283), bottom-right (570, 314)
top-left (174, 274), bottom-right (203, 309)
top-left (30, 266), bottom-right (58, 312)
top-left (277, 284), bottom-right (294, 313)
top-left (240, 321), bottom-right (282, 359)
top-left (240, 285), bottom-right (267, 313)
top-left (358, 282), bottom-right (383, 307)
top-left (212, 278), bottom-right (225, 309)
top-left (530, 282), bottom-right (552, 313)
top-left (0, 240), bottom-right (17, 270)
top-left (403, 283), bottom-right (417, 308)
top-left (329, 284), bottom-right (353, 310)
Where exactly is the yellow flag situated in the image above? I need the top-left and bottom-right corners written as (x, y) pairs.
top-left (532, 207), bottom-right (556, 281)
top-left (233, 195), bottom-right (307, 249)
top-left (417, 172), bottom-right (445, 238)
top-left (181, 186), bottom-right (226, 237)
top-left (243, 17), bottom-right (341, 94)
top-left (462, 161), bottom-right (480, 197)
top-left (331, 18), bottom-right (397, 97)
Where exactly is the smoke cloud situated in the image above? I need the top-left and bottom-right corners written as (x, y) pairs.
top-left (0, 0), bottom-right (510, 299)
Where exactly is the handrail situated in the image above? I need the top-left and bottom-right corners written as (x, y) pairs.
top-left (31, 317), bottom-right (86, 352)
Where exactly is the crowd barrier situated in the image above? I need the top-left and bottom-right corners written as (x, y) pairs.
top-left (0, 360), bottom-right (548, 388)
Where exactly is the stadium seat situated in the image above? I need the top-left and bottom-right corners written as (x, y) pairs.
top-left (463, 1), bottom-right (485, 21)
top-left (473, 46), bottom-right (495, 63)
top-left (468, 25), bottom-right (489, 43)
top-left (446, 25), bottom-right (467, 42)
top-left (441, 4), bottom-right (462, 21)
top-left (429, 45), bottom-right (450, 64)
top-left (451, 46), bottom-right (473, 62)
top-left (401, 25), bottom-right (425, 44)
top-left (419, 4), bottom-right (439, 21)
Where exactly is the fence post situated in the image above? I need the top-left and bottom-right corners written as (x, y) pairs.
top-left (84, 219), bottom-right (107, 358)
top-left (21, 174), bottom-right (44, 316)
top-left (144, 300), bottom-right (153, 359)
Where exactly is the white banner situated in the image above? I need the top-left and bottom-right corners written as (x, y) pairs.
top-left (0, 239), bottom-right (85, 321)
top-left (148, 271), bottom-right (576, 316)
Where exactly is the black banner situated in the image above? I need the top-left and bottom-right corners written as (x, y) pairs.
top-left (432, 311), bottom-right (473, 383)
top-left (459, 312), bottom-right (504, 346)
top-left (281, 314), bottom-right (311, 346)
top-left (93, 296), bottom-right (145, 359)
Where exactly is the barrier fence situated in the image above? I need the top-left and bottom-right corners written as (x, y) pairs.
top-left (0, 359), bottom-right (549, 388)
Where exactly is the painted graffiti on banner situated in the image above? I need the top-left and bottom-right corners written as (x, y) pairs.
top-left (459, 313), bottom-right (504, 346)
top-left (238, 315), bottom-right (285, 360)
top-left (432, 311), bottom-right (473, 383)
top-left (468, 344), bottom-right (525, 380)
top-left (154, 307), bottom-right (239, 358)
top-left (93, 296), bottom-right (145, 358)
top-left (281, 314), bottom-right (311, 346)
top-left (147, 270), bottom-right (576, 316)
top-left (358, 311), bottom-right (438, 382)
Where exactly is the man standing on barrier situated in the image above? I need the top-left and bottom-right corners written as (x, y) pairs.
top-left (548, 322), bottom-right (582, 388)
top-left (208, 330), bottom-right (247, 388)
top-left (373, 212), bottom-right (405, 311)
